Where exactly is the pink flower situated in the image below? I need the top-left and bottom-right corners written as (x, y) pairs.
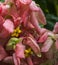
top-left (13, 53), bottom-right (20, 65)
top-left (3, 19), bottom-right (14, 33)
top-left (0, 45), bottom-right (7, 61)
top-left (41, 37), bottom-right (53, 52)
top-left (38, 32), bottom-right (48, 43)
top-left (53, 22), bottom-right (58, 34)
top-left (55, 39), bottom-right (58, 50)
top-left (23, 37), bottom-right (41, 57)
top-left (16, 0), bottom-right (32, 5)
top-left (15, 43), bottom-right (25, 58)
top-left (26, 56), bottom-right (33, 65)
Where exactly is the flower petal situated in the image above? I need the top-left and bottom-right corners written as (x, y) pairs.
top-left (15, 43), bottom-right (25, 58)
top-left (3, 19), bottom-right (14, 33)
top-left (41, 37), bottom-right (53, 52)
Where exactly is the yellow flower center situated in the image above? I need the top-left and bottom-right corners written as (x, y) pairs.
top-left (25, 48), bottom-right (33, 57)
top-left (11, 27), bottom-right (22, 37)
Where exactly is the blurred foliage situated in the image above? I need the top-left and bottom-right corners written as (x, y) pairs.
top-left (34, 0), bottom-right (58, 30)
top-left (0, 0), bottom-right (4, 2)
top-left (0, 0), bottom-right (58, 30)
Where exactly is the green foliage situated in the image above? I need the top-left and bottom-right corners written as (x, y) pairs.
top-left (0, 0), bottom-right (4, 2)
top-left (6, 38), bottom-right (22, 50)
top-left (45, 14), bottom-right (58, 30)
top-left (34, 0), bottom-right (58, 30)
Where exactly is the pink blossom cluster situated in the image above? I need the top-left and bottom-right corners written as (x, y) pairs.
top-left (0, 0), bottom-right (58, 65)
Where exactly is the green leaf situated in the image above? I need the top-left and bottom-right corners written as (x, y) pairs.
top-left (6, 37), bottom-right (22, 50)
top-left (7, 38), bottom-right (19, 46)
top-left (0, 0), bottom-right (4, 2)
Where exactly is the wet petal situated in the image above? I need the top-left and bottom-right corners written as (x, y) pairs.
top-left (15, 43), bottom-right (25, 58)
top-left (3, 56), bottom-right (13, 64)
top-left (23, 37), bottom-right (41, 57)
top-left (38, 32), bottom-right (48, 43)
top-left (30, 12), bottom-right (41, 34)
top-left (41, 37), bottom-right (53, 52)
top-left (26, 56), bottom-right (33, 65)
top-left (0, 45), bottom-right (7, 61)
top-left (55, 39), bottom-right (58, 50)
top-left (13, 53), bottom-right (20, 65)
top-left (19, 0), bottom-right (32, 5)
top-left (53, 22), bottom-right (58, 34)
top-left (29, 1), bottom-right (39, 11)
top-left (3, 19), bottom-right (14, 33)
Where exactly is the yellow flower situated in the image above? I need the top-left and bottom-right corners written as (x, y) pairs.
top-left (12, 27), bottom-right (22, 37)
top-left (25, 48), bottom-right (33, 57)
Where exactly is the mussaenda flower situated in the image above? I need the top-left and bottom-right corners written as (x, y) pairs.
top-left (25, 48), bottom-right (33, 57)
top-left (1, 0), bottom-right (58, 65)
top-left (12, 27), bottom-right (22, 37)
